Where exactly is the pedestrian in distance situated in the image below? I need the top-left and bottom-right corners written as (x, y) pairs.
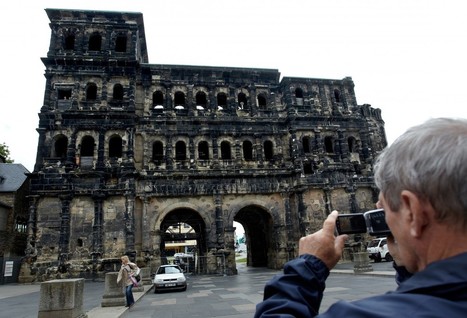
top-left (117, 255), bottom-right (140, 308)
top-left (255, 117), bottom-right (467, 317)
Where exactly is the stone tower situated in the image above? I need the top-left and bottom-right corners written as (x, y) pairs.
top-left (22, 8), bottom-right (386, 281)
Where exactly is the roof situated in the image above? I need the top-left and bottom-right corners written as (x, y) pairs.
top-left (0, 163), bottom-right (29, 192)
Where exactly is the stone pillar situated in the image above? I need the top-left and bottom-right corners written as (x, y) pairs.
top-left (101, 272), bottom-right (125, 307)
top-left (38, 278), bottom-right (87, 318)
top-left (140, 267), bottom-right (152, 286)
top-left (353, 252), bottom-right (373, 273)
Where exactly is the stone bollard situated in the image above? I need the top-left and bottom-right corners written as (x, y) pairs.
top-left (353, 252), bottom-right (373, 273)
top-left (140, 267), bottom-right (152, 286)
top-left (38, 278), bottom-right (87, 318)
top-left (101, 272), bottom-right (125, 307)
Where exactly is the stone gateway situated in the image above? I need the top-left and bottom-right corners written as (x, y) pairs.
top-left (21, 8), bottom-right (386, 282)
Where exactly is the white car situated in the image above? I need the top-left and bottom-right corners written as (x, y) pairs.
top-left (366, 237), bottom-right (393, 262)
top-left (153, 264), bottom-right (187, 293)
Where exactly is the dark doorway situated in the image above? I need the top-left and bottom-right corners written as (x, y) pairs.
top-left (160, 208), bottom-right (207, 261)
top-left (234, 206), bottom-right (272, 267)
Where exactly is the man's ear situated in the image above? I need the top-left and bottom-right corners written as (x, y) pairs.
top-left (400, 190), bottom-right (429, 238)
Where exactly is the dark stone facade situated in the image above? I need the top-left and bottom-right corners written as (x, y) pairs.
top-left (22, 8), bottom-right (386, 281)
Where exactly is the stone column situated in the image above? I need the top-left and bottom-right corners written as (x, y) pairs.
top-left (141, 197), bottom-right (151, 254)
top-left (58, 194), bottom-right (72, 271)
top-left (38, 278), bottom-right (87, 318)
top-left (353, 251), bottom-right (373, 273)
top-left (125, 193), bottom-right (136, 253)
top-left (140, 267), bottom-right (152, 286)
top-left (101, 272), bottom-right (125, 307)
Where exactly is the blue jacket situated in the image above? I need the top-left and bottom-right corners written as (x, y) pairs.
top-left (255, 253), bottom-right (467, 317)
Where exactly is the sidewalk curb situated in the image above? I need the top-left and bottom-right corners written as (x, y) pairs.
top-left (331, 269), bottom-right (395, 277)
top-left (87, 284), bottom-right (153, 318)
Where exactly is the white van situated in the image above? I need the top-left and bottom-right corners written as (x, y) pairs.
top-left (366, 237), bottom-right (393, 262)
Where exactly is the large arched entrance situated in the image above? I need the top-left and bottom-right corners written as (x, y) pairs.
top-left (234, 205), bottom-right (272, 267)
top-left (160, 208), bottom-right (207, 261)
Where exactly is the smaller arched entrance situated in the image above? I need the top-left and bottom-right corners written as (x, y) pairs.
top-left (159, 208), bottom-right (207, 262)
top-left (234, 205), bottom-right (272, 267)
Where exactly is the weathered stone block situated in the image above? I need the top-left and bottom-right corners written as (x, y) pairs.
top-left (101, 272), bottom-right (125, 307)
top-left (38, 278), bottom-right (87, 318)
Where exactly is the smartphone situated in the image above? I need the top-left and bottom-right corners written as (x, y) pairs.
top-left (335, 213), bottom-right (367, 235)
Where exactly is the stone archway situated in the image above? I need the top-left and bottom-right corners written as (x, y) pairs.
top-left (159, 208), bottom-right (207, 259)
top-left (234, 205), bottom-right (272, 267)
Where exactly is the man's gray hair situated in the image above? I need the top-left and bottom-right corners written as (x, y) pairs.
top-left (374, 118), bottom-right (467, 229)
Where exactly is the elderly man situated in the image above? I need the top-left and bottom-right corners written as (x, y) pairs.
top-left (255, 118), bottom-right (467, 317)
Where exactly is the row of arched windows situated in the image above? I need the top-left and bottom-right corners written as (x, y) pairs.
top-left (78, 85), bottom-right (266, 109)
top-left (64, 33), bottom-right (128, 53)
top-left (152, 140), bottom-right (274, 162)
top-left (79, 83), bottom-right (124, 101)
top-left (302, 136), bottom-right (358, 154)
top-left (52, 135), bottom-right (123, 159)
top-left (153, 90), bottom-right (267, 110)
top-left (52, 134), bottom-right (276, 164)
top-left (294, 87), bottom-right (343, 104)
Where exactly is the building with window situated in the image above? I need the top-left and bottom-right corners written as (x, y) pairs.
top-left (22, 8), bottom-right (387, 281)
top-left (0, 163), bottom-right (29, 255)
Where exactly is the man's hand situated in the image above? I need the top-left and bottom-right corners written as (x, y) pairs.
top-left (298, 211), bottom-right (348, 270)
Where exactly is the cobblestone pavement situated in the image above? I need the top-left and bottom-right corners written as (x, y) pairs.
top-left (0, 260), bottom-right (396, 318)
top-left (122, 262), bottom-right (397, 318)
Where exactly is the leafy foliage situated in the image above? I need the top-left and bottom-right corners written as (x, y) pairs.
top-left (0, 142), bottom-right (14, 163)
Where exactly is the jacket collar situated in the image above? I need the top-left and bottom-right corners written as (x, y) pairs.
top-left (396, 252), bottom-right (467, 300)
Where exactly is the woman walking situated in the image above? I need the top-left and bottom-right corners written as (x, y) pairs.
top-left (117, 255), bottom-right (139, 308)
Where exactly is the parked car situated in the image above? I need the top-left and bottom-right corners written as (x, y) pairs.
top-left (153, 264), bottom-right (187, 293)
top-left (366, 237), bottom-right (393, 262)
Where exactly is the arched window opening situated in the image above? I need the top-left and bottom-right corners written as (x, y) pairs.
top-left (196, 92), bottom-right (207, 109)
top-left (152, 141), bottom-right (164, 162)
top-left (175, 141), bottom-right (187, 160)
top-left (58, 89), bottom-right (72, 100)
top-left (115, 35), bottom-right (127, 52)
top-left (80, 136), bottom-right (95, 157)
top-left (88, 33), bottom-right (102, 51)
top-left (221, 141), bottom-right (231, 160)
top-left (53, 135), bottom-right (68, 158)
top-left (242, 140), bottom-right (253, 161)
top-left (304, 162), bottom-right (313, 174)
top-left (295, 88), bottom-right (304, 106)
top-left (174, 91), bottom-right (185, 108)
top-left (86, 83), bottom-right (97, 101)
top-left (217, 93), bottom-right (227, 110)
top-left (64, 35), bottom-right (75, 50)
top-left (302, 136), bottom-right (311, 153)
top-left (77, 238), bottom-right (83, 247)
top-left (198, 141), bottom-right (209, 160)
top-left (109, 135), bottom-right (123, 158)
top-left (264, 140), bottom-right (274, 160)
top-left (295, 88), bottom-right (304, 98)
top-left (334, 89), bottom-right (341, 103)
top-left (348, 137), bottom-right (357, 152)
top-left (153, 91), bottom-right (164, 107)
top-left (113, 84), bottom-right (124, 100)
top-left (238, 93), bottom-right (248, 110)
top-left (257, 94), bottom-right (267, 109)
top-left (14, 217), bottom-right (28, 233)
top-left (324, 136), bottom-right (334, 153)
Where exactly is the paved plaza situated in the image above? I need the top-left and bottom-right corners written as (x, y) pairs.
top-left (0, 261), bottom-right (397, 318)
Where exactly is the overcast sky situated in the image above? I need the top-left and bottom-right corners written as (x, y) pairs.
top-left (1, 0), bottom-right (466, 172)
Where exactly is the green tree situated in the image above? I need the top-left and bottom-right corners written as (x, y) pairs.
top-left (0, 142), bottom-right (14, 163)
